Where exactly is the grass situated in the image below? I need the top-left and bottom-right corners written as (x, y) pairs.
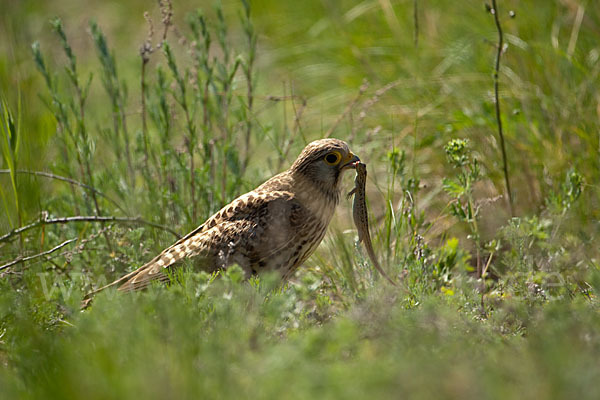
top-left (1, 0), bottom-right (599, 398)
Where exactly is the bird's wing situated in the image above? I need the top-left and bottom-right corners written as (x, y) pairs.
top-left (85, 190), bottom-right (305, 297)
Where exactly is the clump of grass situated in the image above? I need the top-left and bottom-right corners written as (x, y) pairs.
top-left (443, 138), bottom-right (482, 276)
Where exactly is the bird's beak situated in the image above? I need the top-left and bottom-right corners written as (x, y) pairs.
top-left (341, 152), bottom-right (360, 170)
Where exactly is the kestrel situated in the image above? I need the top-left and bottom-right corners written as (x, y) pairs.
top-left (84, 138), bottom-right (359, 302)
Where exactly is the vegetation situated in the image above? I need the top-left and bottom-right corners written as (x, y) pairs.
top-left (1, 0), bottom-right (598, 398)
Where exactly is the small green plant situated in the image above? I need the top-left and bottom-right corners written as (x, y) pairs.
top-left (497, 169), bottom-right (585, 303)
top-left (90, 20), bottom-right (134, 185)
top-left (0, 98), bottom-right (22, 246)
top-left (547, 169), bottom-right (584, 214)
top-left (443, 138), bottom-right (482, 276)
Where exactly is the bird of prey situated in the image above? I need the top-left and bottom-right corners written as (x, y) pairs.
top-left (84, 138), bottom-right (360, 302)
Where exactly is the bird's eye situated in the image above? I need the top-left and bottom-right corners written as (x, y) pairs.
top-left (324, 151), bottom-right (342, 165)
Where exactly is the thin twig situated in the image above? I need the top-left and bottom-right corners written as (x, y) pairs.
top-left (280, 81), bottom-right (289, 168)
top-left (481, 251), bottom-right (494, 278)
top-left (264, 91), bottom-right (308, 168)
top-left (479, 251), bottom-right (495, 316)
top-left (0, 238), bottom-right (77, 271)
top-left (413, 0), bottom-right (419, 47)
top-left (0, 169), bottom-right (126, 214)
top-left (0, 216), bottom-right (181, 243)
top-left (490, 0), bottom-right (515, 216)
top-left (567, 3), bottom-right (585, 60)
top-left (290, 85), bottom-right (307, 144)
top-left (241, 0), bottom-right (256, 174)
top-left (352, 79), bottom-right (403, 138)
top-left (159, 0), bottom-right (173, 43)
top-left (325, 80), bottom-right (369, 138)
top-left (285, 85), bottom-right (307, 154)
top-left (276, 83), bottom-right (308, 169)
top-left (140, 37), bottom-right (152, 181)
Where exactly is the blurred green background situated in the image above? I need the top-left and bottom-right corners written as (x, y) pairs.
top-left (1, 0), bottom-right (599, 398)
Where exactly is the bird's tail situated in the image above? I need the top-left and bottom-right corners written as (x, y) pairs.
top-left (81, 232), bottom-right (203, 309)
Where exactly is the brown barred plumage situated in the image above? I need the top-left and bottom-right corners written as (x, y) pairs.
top-left (82, 138), bottom-right (359, 306)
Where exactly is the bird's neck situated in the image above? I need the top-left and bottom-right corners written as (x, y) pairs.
top-left (257, 170), bottom-right (340, 222)
top-left (289, 171), bottom-right (340, 221)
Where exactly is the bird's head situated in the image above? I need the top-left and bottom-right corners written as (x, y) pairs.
top-left (290, 138), bottom-right (360, 196)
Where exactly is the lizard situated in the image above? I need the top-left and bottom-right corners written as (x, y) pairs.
top-left (347, 162), bottom-right (398, 286)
